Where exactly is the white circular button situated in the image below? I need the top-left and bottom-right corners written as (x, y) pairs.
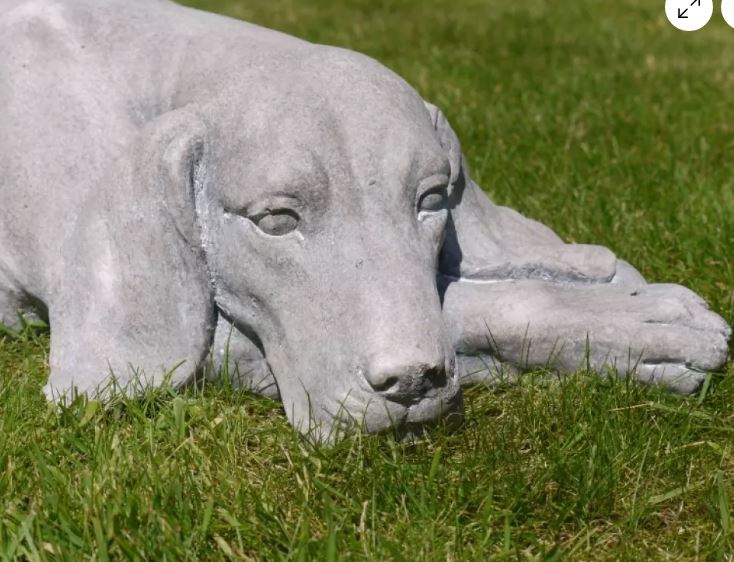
top-left (723, 0), bottom-right (734, 28)
top-left (665, 0), bottom-right (713, 31)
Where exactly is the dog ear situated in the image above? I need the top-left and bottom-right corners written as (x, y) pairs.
top-left (156, 108), bottom-right (208, 247)
top-left (423, 101), bottom-right (463, 188)
top-left (45, 107), bottom-right (217, 399)
top-left (424, 100), bottom-right (619, 283)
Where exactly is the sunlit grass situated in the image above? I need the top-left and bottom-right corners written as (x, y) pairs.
top-left (2, 327), bottom-right (733, 560)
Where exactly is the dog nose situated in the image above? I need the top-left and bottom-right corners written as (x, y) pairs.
top-left (365, 358), bottom-right (448, 399)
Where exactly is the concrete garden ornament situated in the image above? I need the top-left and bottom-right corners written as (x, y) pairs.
top-left (1, 0), bottom-right (731, 438)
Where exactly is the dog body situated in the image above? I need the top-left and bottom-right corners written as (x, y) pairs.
top-left (1, 0), bottom-right (729, 436)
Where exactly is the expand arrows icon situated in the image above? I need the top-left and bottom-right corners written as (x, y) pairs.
top-left (665, 0), bottom-right (713, 30)
top-left (678, 0), bottom-right (702, 18)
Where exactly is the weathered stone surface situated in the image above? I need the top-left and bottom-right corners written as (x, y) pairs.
top-left (1, 0), bottom-right (730, 438)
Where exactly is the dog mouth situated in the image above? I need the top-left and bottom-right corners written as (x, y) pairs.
top-left (403, 385), bottom-right (463, 425)
top-left (330, 364), bottom-right (464, 435)
top-left (401, 365), bottom-right (463, 424)
top-left (392, 385), bottom-right (465, 441)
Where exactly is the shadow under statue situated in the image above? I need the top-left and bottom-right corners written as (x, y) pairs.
top-left (0, 0), bottom-right (730, 439)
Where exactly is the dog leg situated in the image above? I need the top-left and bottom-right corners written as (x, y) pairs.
top-left (425, 101), bottom-right (644, 286)
top-left (442, 279), bottom-right (731, 394)
top-left (443, 175), bottom-right (646, 287)
top-left (426, 102), bottom-right (704, 390)
top-left (434, 138), bottom-right (725, 392)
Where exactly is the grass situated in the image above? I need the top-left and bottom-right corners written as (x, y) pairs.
top-left (1, 0), bottom-right (733, 559)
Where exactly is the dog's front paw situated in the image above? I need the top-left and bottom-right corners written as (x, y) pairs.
top-left (610, 259), bottom-right (646, 289)
top-left (443, 279), bottom-right (731, 394)
top-left (603, 283), bottom-right (731, 393)
top-left (540, 282), bottom-right (731, 393)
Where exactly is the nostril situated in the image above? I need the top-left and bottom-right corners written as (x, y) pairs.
top-left (424, 366), bottom-right (448, 389)
top-left (364, 363), bottom-right (449, 397)
top-left (366, 373), bottom-right (402, 393)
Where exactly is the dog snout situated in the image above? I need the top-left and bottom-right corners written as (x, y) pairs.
top-left (364, 357), bottom-right (448, 401)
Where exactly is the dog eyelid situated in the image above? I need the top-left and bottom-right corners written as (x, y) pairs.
top-left (223, 195), bottom-right (302, 237)
top-left (249, 208), bottom-right (300, 236)
top-left (416, 174), bottom-right (450, 214)
top-left (417, 173), bottom-right (450, 191)
top-left (418, 188), bottom-right (448, 213)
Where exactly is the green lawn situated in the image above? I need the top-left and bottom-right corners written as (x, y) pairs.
top-left (2, 0), bottom-right (734, 560)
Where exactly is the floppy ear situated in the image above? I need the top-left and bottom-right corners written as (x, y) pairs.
top-left (424, 100), bottom-right (620, 283)
top-left (45, 107), bottom-right (217, 399)
top-left (423, 101), bottom-right (463, 187)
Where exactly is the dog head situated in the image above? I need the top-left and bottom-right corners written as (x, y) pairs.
top-left (160, 48), bottom-right (464, 437)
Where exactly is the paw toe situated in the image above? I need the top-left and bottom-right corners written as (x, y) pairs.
top-left (636, 363), bottom-right (706, 395)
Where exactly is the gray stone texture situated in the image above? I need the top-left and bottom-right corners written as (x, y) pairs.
top-left (1, 0), bottom-right (730, 437)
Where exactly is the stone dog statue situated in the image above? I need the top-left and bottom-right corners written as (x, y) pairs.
top-left (1, 0), bottom-right (731, 437)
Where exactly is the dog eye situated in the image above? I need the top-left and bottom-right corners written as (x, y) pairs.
top-left (250, 209), bottom-right (300, 236)
top-left (418, 187), bottom-right (448, 213)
